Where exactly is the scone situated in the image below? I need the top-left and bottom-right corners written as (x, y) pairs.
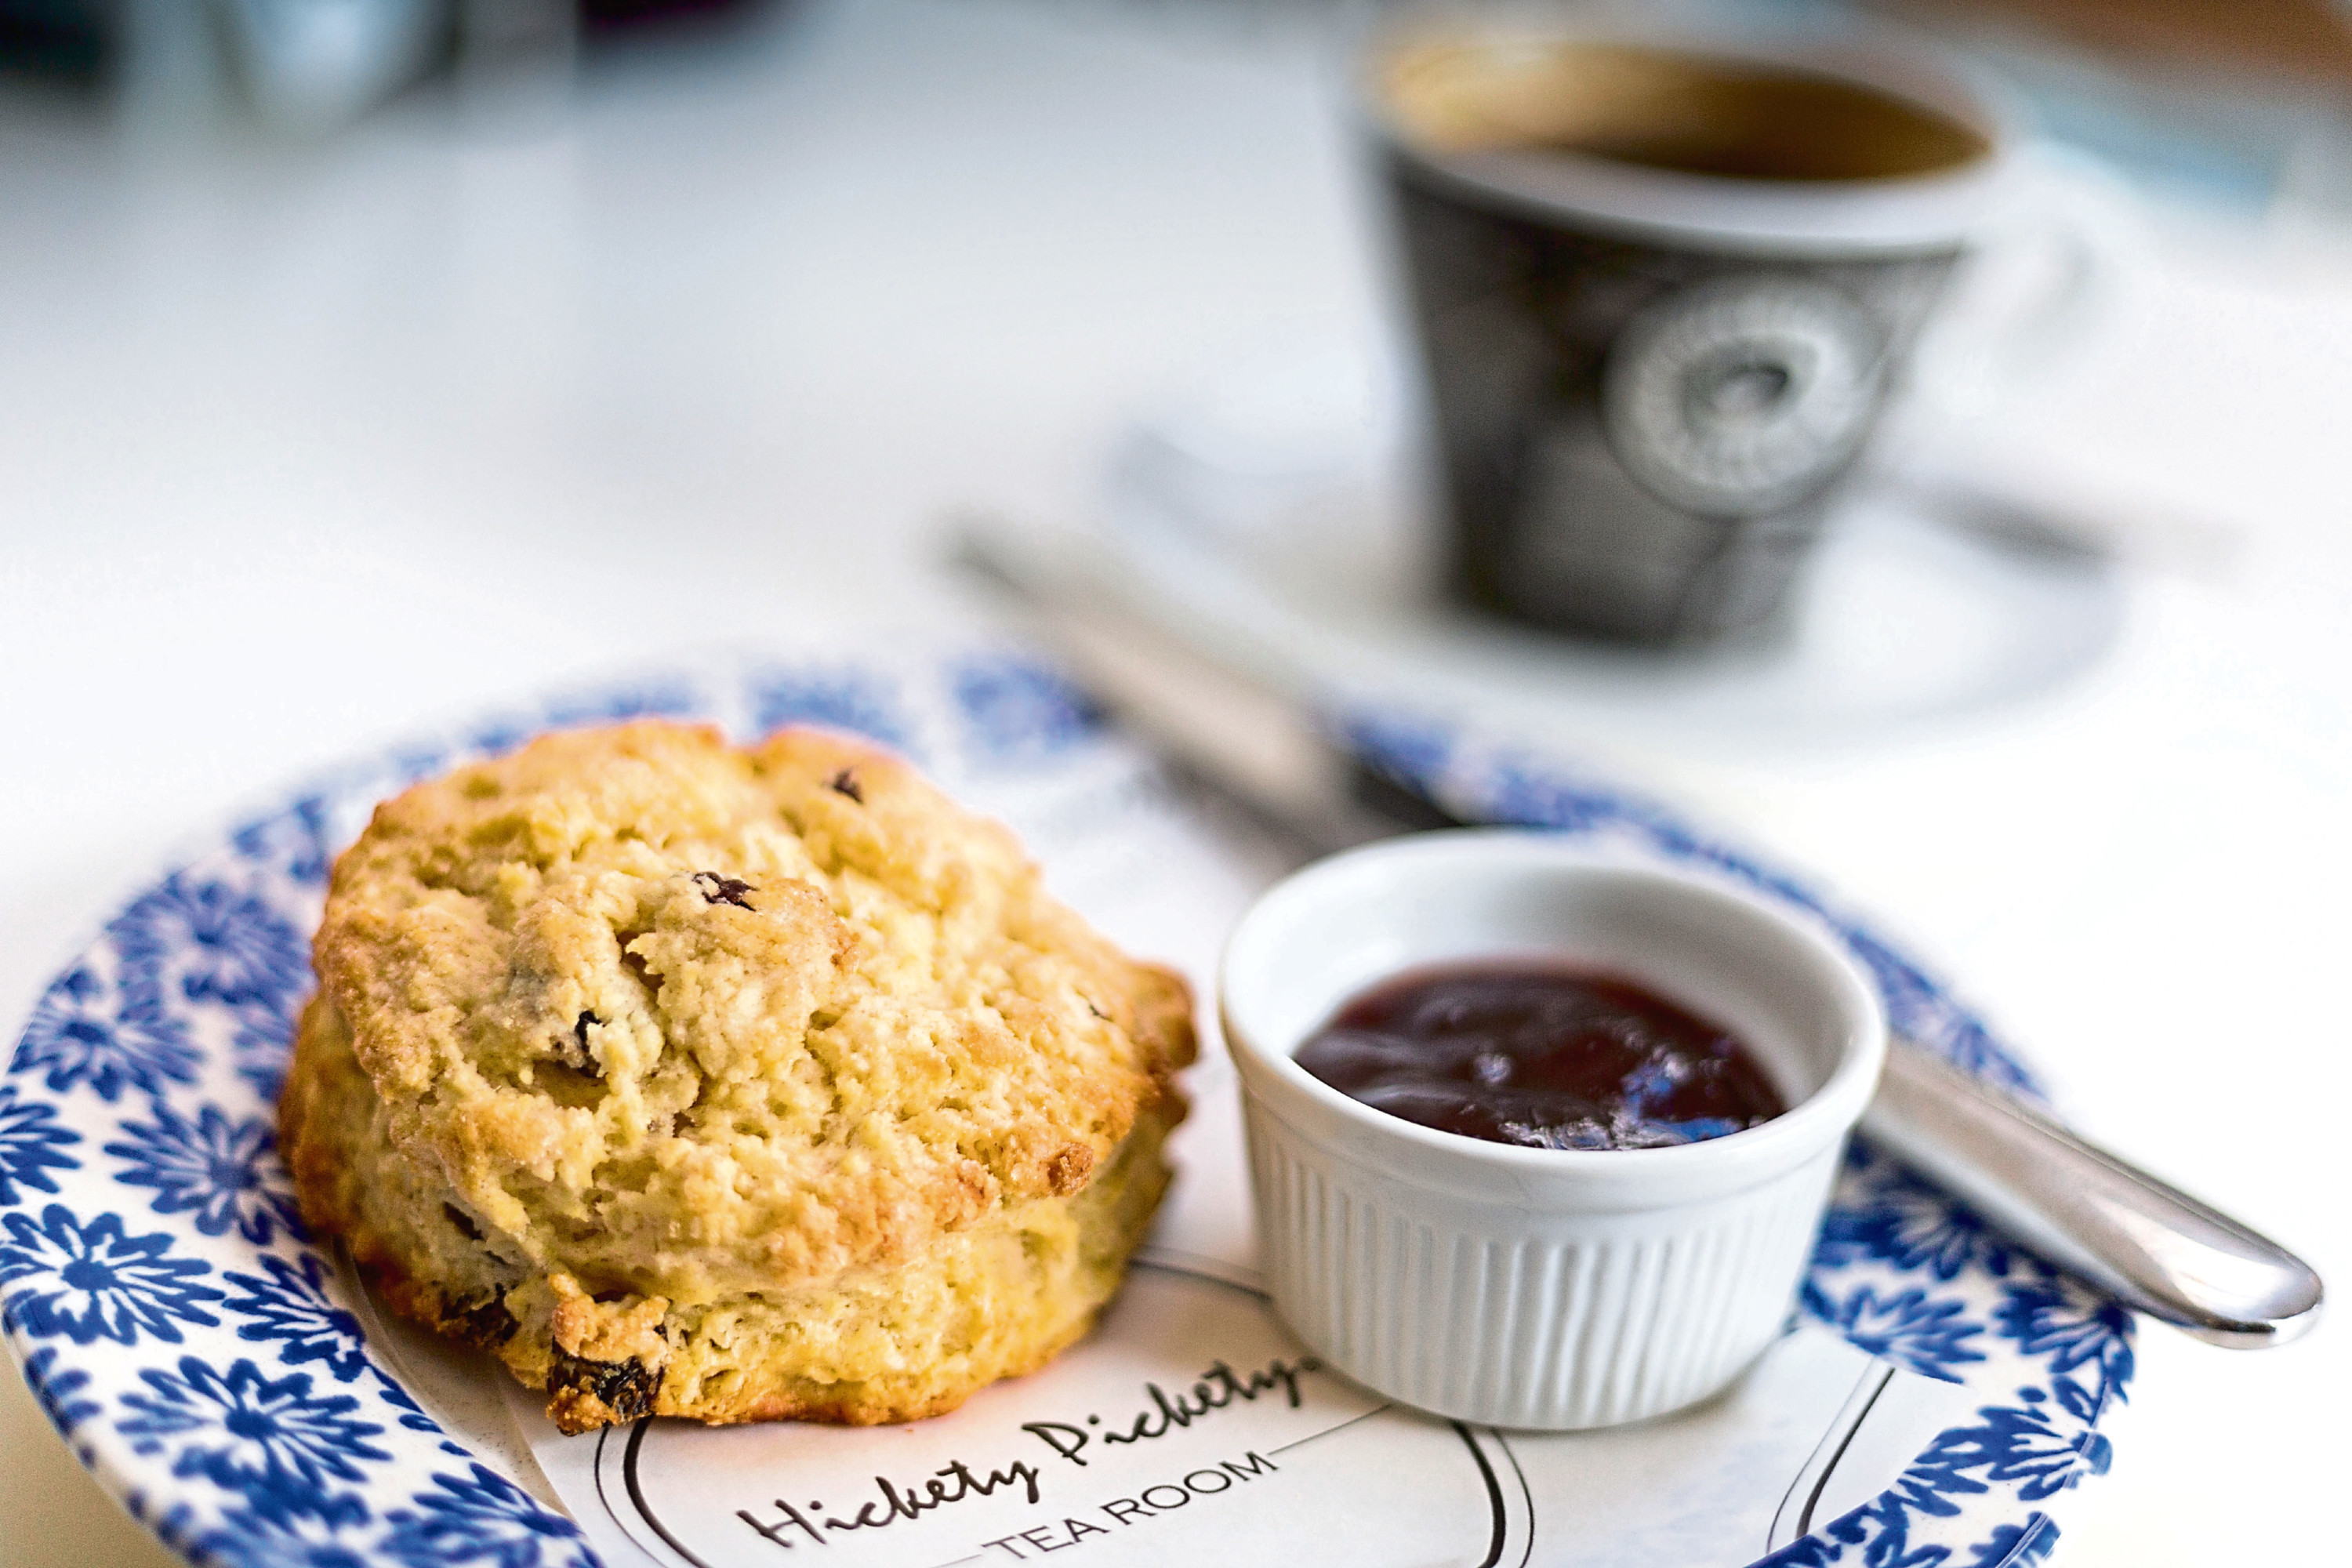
top-left (278, 720), bottom-right (1194, 1434)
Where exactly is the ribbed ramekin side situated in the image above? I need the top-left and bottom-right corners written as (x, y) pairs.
top-left (1242, 1096), bottom-right (1844, 1429)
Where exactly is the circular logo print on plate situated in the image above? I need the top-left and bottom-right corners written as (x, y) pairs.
top-left (1602, 277), bottom-right (1885, 517)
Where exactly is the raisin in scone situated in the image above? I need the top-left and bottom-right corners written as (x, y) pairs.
top-left (278, 720), bottom-right (1193, 1434)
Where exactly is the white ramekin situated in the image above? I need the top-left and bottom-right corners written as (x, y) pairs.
top-left (1219, 831), bottom-right (1886, 1430)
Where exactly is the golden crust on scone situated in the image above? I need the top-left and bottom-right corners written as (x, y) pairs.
top-left (278, 721), bottom-right (1193, 1432)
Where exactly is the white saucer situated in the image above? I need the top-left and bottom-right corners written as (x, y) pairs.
top-left (1084, 345), bottom-right (2127, 762)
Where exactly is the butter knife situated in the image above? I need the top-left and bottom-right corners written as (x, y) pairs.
top-left (956, 526), bottom-right (2324, 1348)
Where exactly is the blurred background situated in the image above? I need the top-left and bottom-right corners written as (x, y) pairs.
top-left (1, 0), bottom-right (2345, 1563)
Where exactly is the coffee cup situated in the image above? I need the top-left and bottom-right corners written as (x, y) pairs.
top-left (1367, 22), bottom-right (2018, 645)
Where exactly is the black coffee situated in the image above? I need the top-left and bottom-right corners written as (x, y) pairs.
top-left (1382, 41), bottom-right (1988, 183)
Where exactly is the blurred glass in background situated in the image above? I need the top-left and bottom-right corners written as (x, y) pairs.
top-left (0, 0), bottom-right (777, 132)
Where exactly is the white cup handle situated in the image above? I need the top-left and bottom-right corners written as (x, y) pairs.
top-left (1900, 143), bottom-right (2148, 427)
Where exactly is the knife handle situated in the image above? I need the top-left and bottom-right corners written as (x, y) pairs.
top-left (1861, 1038), bottom-right (2323, 1345)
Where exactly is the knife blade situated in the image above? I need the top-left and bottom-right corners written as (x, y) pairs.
top-left (954, 522), bottom-right (2324, 1347)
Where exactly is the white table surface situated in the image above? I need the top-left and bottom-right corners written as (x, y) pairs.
top-left (2, 2), bottom-right (2343, 1563)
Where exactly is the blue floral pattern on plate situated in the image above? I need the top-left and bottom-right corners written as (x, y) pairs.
top-left (5, 643), bottom-right (2129, 1568)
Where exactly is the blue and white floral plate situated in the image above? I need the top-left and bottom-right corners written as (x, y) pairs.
top-left (2, 642), bottom-right (2132, 1568)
